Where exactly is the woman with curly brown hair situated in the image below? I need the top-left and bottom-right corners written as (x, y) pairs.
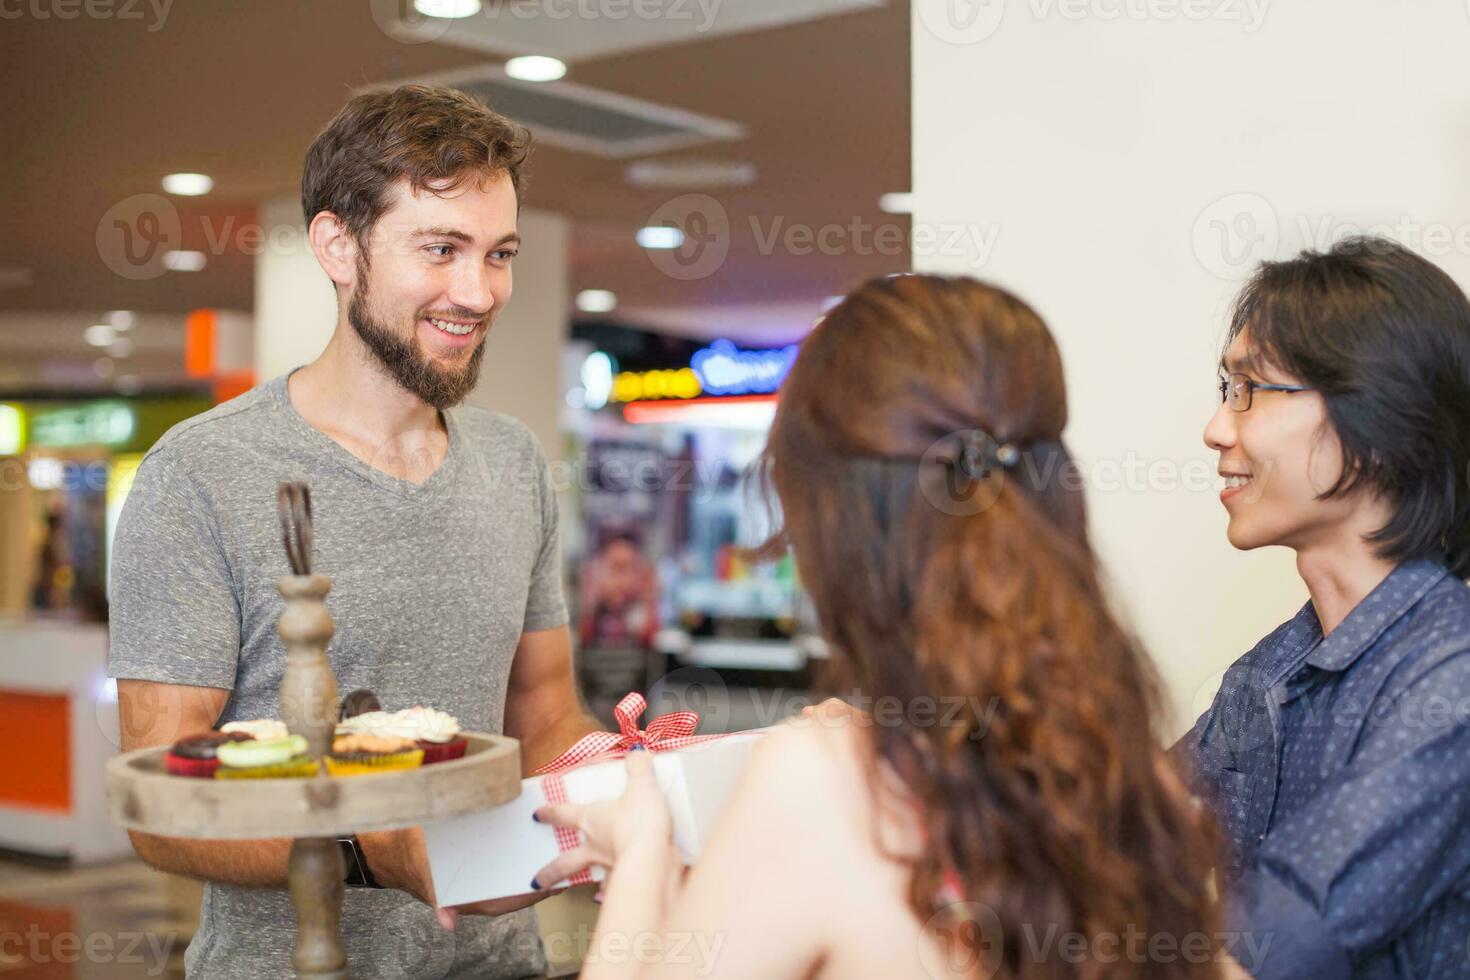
top-left (531, 274), bottom-right (1232, 979)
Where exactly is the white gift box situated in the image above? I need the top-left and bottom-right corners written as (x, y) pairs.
top-left (424, 730), bottom-right (768, 906)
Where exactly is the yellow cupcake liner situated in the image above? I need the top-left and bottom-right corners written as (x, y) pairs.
top-left (324, 748), bottom-right (424, 777)
top-left (215, 756), bottom-right (320, 780)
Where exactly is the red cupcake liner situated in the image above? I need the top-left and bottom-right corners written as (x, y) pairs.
top-left (165, 752), bottom-right (221, 778)
top-left (417, 737), bottom-right (467, 765)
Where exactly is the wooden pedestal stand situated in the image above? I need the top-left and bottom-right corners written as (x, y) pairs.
top-left (106, 561), bottom-right (521, 977)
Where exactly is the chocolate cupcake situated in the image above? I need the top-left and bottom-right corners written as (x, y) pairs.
top-left (165, 731), bottom-right (254, 779)
top-left (339, 688), bottom-right (382, 721)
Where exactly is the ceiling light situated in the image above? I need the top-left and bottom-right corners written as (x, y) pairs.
top-left (93, 358), bottom-right (115, 379)
top-left (108, 310), bottom-right (135, 330)
top-left (576, 289), bottom-right (618, 314)
top-left (505, 56), bottom-right (567, 82)
top-left (85, 324), bottom-right (117, 347)
top-left (637, 226), bottom-right (684, 250)
top-left (163, 250), bottom-right (207, 272)
top-left (879, 192), bottom-right (913, 214)
top-left (625, 159), bottom-right (757, 189)
top-left (108, 337), bottom-right (135, 358)
top-left (161, 173), bottom-right (213, 196)
top-left (413, 0), bottom-right (481, 16)
top-left (0, 267), bottom-right (33, 289)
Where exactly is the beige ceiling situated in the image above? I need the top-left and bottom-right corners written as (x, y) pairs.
top-left (0, 0), bottom-right (910, 390)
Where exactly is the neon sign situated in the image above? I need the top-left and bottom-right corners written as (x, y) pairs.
top-left (690, 339), bottom-right (798, 396)
top-left (590, 339), bottom-right (799, 404)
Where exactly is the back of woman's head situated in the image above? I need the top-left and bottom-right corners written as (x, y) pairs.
top-left (761, 274), bottom-right (1220, 978)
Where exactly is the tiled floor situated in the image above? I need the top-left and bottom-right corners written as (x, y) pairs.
top-left (0, 854), bottom-right (197, 978)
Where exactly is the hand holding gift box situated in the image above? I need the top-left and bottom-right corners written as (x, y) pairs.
top-left (423, 693), bottom-right (767, 906)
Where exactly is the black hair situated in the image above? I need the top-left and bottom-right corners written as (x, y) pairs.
top-left (1227, 235), bottom-right (1470, 576)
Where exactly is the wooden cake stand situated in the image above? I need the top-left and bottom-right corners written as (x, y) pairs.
top-left (104, 569), bottom-right (522, 979)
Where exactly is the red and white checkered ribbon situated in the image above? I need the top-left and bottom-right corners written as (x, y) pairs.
top-left (533, 692), bottom-right (721, 775)
top-left (540, 771), bottom-right (595, 886)
top-left (535, 692), bottom-right (726, 885)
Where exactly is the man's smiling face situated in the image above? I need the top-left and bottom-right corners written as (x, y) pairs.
top-left (1204, 326), bottom-right (1363, 554)
top-left (347, 173), bottom-right (519, 409)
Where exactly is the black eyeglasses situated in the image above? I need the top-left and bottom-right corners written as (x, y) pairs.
top-left (1218, 372), bottom-right (1313, 412)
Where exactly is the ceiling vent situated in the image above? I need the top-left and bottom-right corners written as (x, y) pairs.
top-left (385, 67), bottom-right (745, 159)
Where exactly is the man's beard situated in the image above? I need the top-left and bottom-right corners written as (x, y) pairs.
top-left (347, 276), bottom-right (487, 411)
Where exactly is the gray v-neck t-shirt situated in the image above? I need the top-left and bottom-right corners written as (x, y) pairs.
top-left (108, 372), bottom-right (567, 979)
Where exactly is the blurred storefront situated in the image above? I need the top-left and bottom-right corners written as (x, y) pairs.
top-left (0, 392), bottom-right (209, 860)
top-left (562, 324), bottom-right (820, 729)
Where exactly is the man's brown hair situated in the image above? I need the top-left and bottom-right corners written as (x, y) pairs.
top-left (301, 83), bottom-right (532, 251)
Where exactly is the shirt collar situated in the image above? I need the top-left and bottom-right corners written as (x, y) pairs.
top-left (1258, 559), bottom-right (1448, 689)
top-left (1304, 559), bottom-right (1448, 673)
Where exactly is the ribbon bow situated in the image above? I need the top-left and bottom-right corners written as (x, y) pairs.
top-left (534, 692), bottom-right (718, 775)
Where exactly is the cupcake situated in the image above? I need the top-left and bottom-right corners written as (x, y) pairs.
top-left (220, 718), bottom-right (289, 741)
top-left (325, 734), bottom-right (424, 777)
top-left (336, 706), bottom-right (466, 765)
top-left (165, 731), bottom-right (254, 779)
top-left (215, 734), bottom-right (319, 779)
top-left (339, 688), bottom-right (382, 721)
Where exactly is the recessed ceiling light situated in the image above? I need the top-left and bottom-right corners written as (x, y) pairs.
top-left (93, 358), bottom-right (115, 379)
top-left (625, 159), bottom-right (757, 189)
top-left (637, 226), bottom-right (684, 250)
top-left (414, 0), bottom-right (481, 16)
top-left (85, 324), bottom-right (117, 347)
top-left (505, 56), bottom-right (567, 82)
top-left (108, 310), bottom-right (136, 330)
top-left (0, 266), bottom-right (33, 289)
top-left (162, 173), bottom-right (213, 196)
top-left (879, 192), bottom-right (913, 214)
top-left (576, 289), bottom-right (618, 314)
top-left (163, 250), bottom-right (207, 272)
top-left (108, 337), bottom-right (135, 358)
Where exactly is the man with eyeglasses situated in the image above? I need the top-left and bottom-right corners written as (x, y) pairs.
top-left (1174, 236), bottom-right (1470, 978)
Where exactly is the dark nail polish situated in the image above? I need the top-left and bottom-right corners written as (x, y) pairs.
top-left (530, 878), bottom-right (540, 890)
top-left (630, 744), bottom-right (645, 752)
top-left (531, 812), bottom-right (541, 822)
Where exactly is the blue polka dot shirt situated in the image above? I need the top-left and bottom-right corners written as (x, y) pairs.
top-left (1175, 560), bottom-right (1470, 979)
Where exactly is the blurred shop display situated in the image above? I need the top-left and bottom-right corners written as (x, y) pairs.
top-left (0, 395), bottom-right (211, 622)
top-left (564, 323), bottom-right (817, 729)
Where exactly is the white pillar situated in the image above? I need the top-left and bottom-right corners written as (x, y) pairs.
top-left (253, 199), bottom-right (569, 460)
top-left (254, 197), bottom-right (337, 383)
top-left (464, 208), bottom-right (570, 462)
top-left (911, 1), bottom-right (1470, 732)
